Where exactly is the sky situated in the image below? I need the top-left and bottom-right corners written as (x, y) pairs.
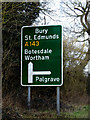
top-left (35, 0), bottom-right (87, 31)
top-left (34, 0), bottom-right (62, 25)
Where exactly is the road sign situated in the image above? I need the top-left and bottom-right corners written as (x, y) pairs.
top-left (21, 25), bottom-right (63, 86)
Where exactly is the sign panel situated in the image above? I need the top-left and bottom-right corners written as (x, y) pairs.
top-left (21, 25), bottom-right (63, 86)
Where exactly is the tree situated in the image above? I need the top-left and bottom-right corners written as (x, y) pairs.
top-left (60, 0), bottom-right (90, 36)
top-left (2, 1), bottom-right (52, 95)
top-left (62, 38), bottom-right (87, 100)
top-left (2, 2), bottom-right (42, 94)
top-left (60, 0), bottom-right (90, 95)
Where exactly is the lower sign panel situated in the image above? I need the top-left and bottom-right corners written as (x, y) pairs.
top-left (21, 25), bottom-right (63, 86)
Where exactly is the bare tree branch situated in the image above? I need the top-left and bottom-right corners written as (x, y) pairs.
top-left (80, 12), bottom-right (88, 30)
top-left (77, 38), bottom-right (89, 42)
top-left (74, 7), bottom-right (83, 13)
top-left (85, 6), bottom-right (89, 27)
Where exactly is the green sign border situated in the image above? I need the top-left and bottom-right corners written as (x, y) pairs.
top-left (21, 25), bottom-right (63, 86)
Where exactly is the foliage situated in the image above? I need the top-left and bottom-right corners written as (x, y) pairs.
top-left (2, 2), bottom-right (52, 95)
top-left (62, 38), bottom-right (87, 98)
top-left (2, 2), bottom-right (42, 94)
top-left (60, 0), bottom-right (90, 100)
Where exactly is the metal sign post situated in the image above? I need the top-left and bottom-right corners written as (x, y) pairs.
top-left (28, 86), bottom-right (30, 110)
top-left (21, 24), bottom-right (63, 113)
top-left (57, 87), bottom-right (60, 115)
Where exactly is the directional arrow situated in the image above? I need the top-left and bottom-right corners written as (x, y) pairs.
top-left (28, 62), bottom-right (51, 83)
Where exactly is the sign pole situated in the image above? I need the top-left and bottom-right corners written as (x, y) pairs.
top-left (57, 87), bottom-right (60, 115)
top-left (28, 86), bottom-right (31, 110)
top-left (21, 24), bottom-right (63, 111)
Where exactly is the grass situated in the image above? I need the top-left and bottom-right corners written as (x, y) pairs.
top-left (64, 105), bottom-right (89, 118)
top-left (21, 105), bottom-right (89, 119)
